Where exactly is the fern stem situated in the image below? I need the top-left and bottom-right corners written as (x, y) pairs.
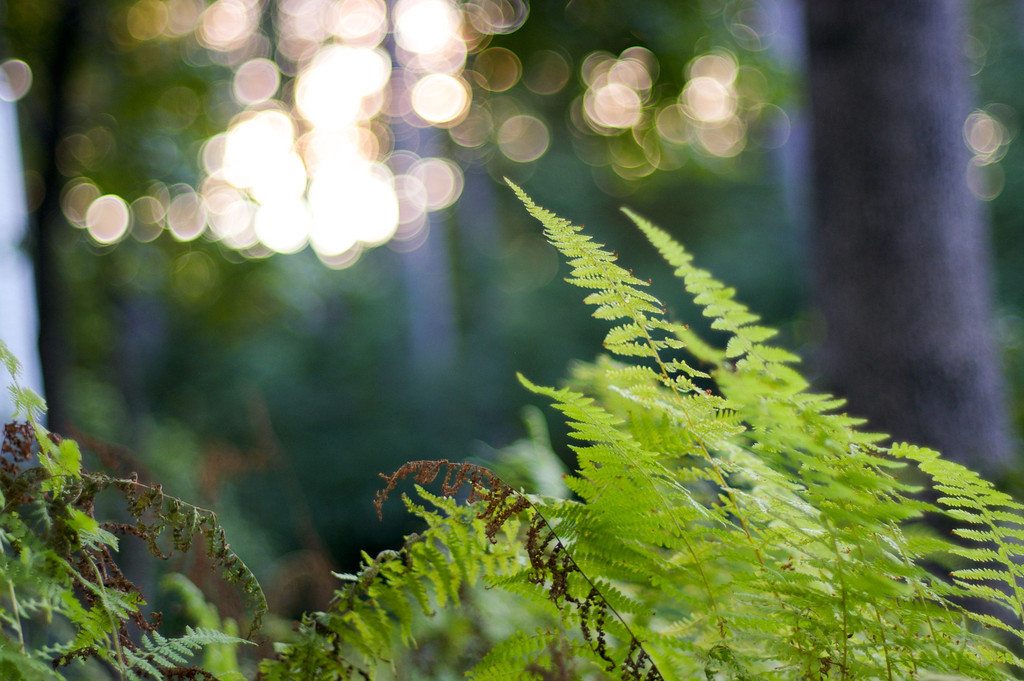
top-left (374, 460), bottom-right (670, 678)
top-left (612, 210), bottom-right (768, 563)
top-left (889, 526), bottom-right (943, 662)
top-left (573, 377), bottom-right (728, 637)
top-left (523, 501), bottom-right (667, 664)
top-left (598, 277), bottom-right (739, 632)
top-left (7, 578), bottom-right (24, 654)
top-left (860, 541), bottom-right (894, 681)
top-left (824, 518), bottom-right (850, 680)
top-left (625, 458), bottom-right (725, 635)
top-left (632, 306), bottom-right (786, 635)
top-left (956, 614), bottom-right (969, 672)
top-left (632, 300), bottom-right (769, 577)
top-left (84, 552), bottom-right (129, 681)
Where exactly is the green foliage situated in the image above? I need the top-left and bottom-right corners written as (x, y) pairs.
top-left (257, 462), bottom-right (532, 680)
top-left (6, 185), bottom-right (1024, 680)
top-left (120, 627), bottom-right (246, 681)
top-left (262, 185), bottom-right (1024, 680)
top-left (0, 340), bottom-right (260, 681)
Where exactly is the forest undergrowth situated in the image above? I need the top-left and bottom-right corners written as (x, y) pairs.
top-left (2, 183), bottom-right (1024, 680)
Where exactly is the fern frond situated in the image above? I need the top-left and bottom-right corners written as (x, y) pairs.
top-left (896, 442), bottom-right (1024, 634)
top-left (265, 457), bottom-right (673, 680)
top-left (466, 628), bottom-right (558, 680)
top-left (118, 626), bottom-right (248, 681)
top-left (503, 187), bottom-right (1024, 679)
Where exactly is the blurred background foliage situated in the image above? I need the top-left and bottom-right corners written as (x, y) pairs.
top-left (1, 0), bottom-right (1022, 628)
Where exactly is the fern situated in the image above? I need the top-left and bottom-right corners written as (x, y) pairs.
top-left (258, 462), bottom-right (531, 680)
top-left (0, 340), bottom-right (262, 681)
top-left (121, 626), bottom-right (250, 681)
top-left (504, 185), bottom-right (1024, 679)
top-left (260, 184), bottom-right (1024, 680)
top-left (6, 180), bottom-right (1024, 681)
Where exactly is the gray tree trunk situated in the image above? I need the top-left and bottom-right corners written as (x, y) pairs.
top-left (803, 1), bottom-right (1015, 473)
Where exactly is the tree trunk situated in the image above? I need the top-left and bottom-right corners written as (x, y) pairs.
top-left (29, 0), bottom-right (84, 433)
top-left (803, 1), bottom-right (1015, 473)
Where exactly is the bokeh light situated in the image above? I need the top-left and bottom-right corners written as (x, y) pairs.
top-left (205, 182), bottom-right (259, 248)
top-left (964, 109), bottom-right (1010, 163)
top-left (166, 188), bottom-right (207, 241)
top-left (967, 157), bottom-right (1004, 201)
top-left (62, 179), bottom-right (101, 228)
top-left (393, 171), bottom-right (428, 242)
top-left (449, 104), bottom-right (493, 148)
top-left (277, 0), bottom-right (331, 62)
top-left (655, 104), bottom-right (691, 145)
top-left (586, 83), bottom-right (643, 130)
top-left (255, 200), bottom-right (312, 254)
top-left (579, 48), bottom-right (656, 134)
top-left (964, 107), bottom-right (1014, 201)
top-left (748, 103), bottom-right (790, 149)
top-left (165, 0), bottom-right (204, 36)
top-left (309, 163), bottom-right (399, 256)
top-left (296, 46), bottom-right (391, 129)
top-left (690, 51), bottom-right (738, 85)
top-left (70, 0), bottom-right (784, 266)
top-left (222, 110), bottom-right (301, 194)
top-left (0, 59), bottom-right (32, 102)
top-left (410, 157), bottom-right (463, 210)
top-left (498, 115), bottom-right (550, 162)
top-left (330, 0), bottom-right (388, 46)
top-left (681, 50), bottom-right (746, 158)
top-left (394, 0), bottom-right (461, 55)
top-left (57, 129), bottom-right (116, 175)
top-left (126, 0), bottom-right (169, 41)
top-left (86, 195), bottom-right (131, 244)
top-left (463, 0), bottom-right (528, 35)
top-left (411, 73), bottom-right (470, 124)
top-left (199, 0), bottom-right (258, 52)
top-left (233, 58), bottom-right (280, 105)
top-left (131, 194), bottom-right (166, 242)
top-left (472, 48), bottom-right (521, 92)
top-left (683, 77), bottom-right (735, 124)
top-left (562, 42), bottom-right (774, 182)
top-left (299, 126), bottom-right (381, 174)
top-left (316, 243), bottom-right (363, 269)
top-left (523, 50), bottom-right (570, 95)
top-left (695, 117), bottom-right (746, 158)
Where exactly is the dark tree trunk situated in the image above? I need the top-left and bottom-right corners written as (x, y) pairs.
top-left (803, 1), bottom-right (1014, 473)
top-left (30, 0), bottom-right (83, 433)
